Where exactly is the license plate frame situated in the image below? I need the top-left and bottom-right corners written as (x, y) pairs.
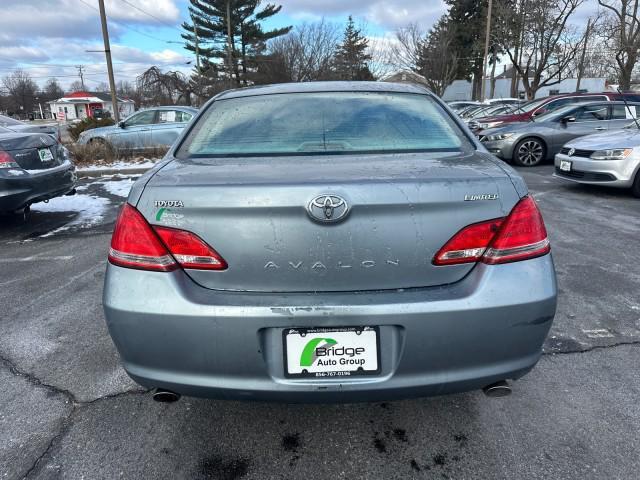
top-left (38, 148), bottom-right (54, 163)
top-left (283, 326), bottom-right (381, 378)
top-left (560, 159), bottom-right (572, 172)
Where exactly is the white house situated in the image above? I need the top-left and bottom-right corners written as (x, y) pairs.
top-left (47, 91), bottom-right (135, 121)
top-left (441, 67), bottom-right (609, 101)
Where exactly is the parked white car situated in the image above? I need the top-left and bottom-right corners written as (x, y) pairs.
top-left (554, 123), bottom-right (640, 197)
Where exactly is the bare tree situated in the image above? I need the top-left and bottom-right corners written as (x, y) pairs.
top-left (41, 78), bottom-right (64, 102)
top-left (263, 20), bottom-right (341, 82)
top-left (366, 35), bottom-right (395, 80)
top-left (598, 0), bottom-right (640, 90)
top-left (136, 67), bottom-right (193, 106)
top-left (94, 81), bottom-right (110, 93)
top-left (68, 80), bottom-right (85, 92)
top-left (2, 70), bottom-right (38, 116)
top-left (390, 24), bottom-right (424, 74)
top-left (415, 17), bottom-right (460, 96)
top-left (498, 0), bottom-right (584, 99)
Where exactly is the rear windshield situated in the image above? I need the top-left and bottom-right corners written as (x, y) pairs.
top-left (176, 92), bottom-right (472, 157)
top-left (516, 98), bottom-right (547, 113)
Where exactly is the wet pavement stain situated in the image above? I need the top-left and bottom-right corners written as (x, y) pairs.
top-left (373, 432), bottom-right (387, 453)
top-left (281, 432), bottom-right (300, 452)
top-left (198, 455), bottom-right (249, 480)
top-left (392, 428), bottom-right (408, 443)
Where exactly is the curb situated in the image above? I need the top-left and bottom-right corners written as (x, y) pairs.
top-left (76, 167), bottom-right (152, 178)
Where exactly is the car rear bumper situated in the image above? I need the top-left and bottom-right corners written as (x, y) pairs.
top-left (103, 255), bottom-right (557, 403)
top-left (0, 161), bottom-right (76, 212)
top-left (554, 153), bottom-right (639, 187)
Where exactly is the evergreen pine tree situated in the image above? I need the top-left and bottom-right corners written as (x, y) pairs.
top-left (182, 1), bottom-right (291, 87)
top-left (333, 16), bottom-right (374, 81)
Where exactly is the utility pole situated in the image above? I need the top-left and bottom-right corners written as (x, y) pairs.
top-left (76, 65), bottom-right (85, 90)
top-left (481, 0), bottom-right (493, 102)
top-left (98, 0), bottom-right (119, 122)
top-left (225, 0), bottom-right (236, 87)
top-left (576, 18), bottom-right (592, 93)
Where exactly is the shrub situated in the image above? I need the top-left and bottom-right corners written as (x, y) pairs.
top-left (66, 143), bottom-right (169, 166)
top-left (68, 117), bottom-right (115, 142)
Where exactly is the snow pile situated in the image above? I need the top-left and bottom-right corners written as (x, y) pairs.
top-left (77, 158), bottom-right (158, 172)
top-left (99, 177), bottom-right (135, 198)
top-left (32, 194), bottom-right (111, 236)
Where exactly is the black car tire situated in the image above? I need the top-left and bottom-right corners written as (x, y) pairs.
top-left (1, 204), bottom-right (30, 223)
top-left (513, 138), bottom-right (547, 167)
top-left (631, 170), bottom-right (640, 198)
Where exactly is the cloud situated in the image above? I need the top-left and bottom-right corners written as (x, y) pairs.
top-left (279, 0), bottom-right (447, 30)
top-left (0, 0), bottom-right (187, 88)
top-left (0, 0), bottom-right (180, 43)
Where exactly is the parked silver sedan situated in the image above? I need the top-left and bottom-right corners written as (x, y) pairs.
top-left (554, 124), bottom-right (640, 197)
top-left (77, 106), bottom-right (197, 151)
top-left (0, 114), bottom-right (60, 140)
top-left (102, 81), bottom-right (556, 402)
top-left (480, 101), bottom-right (640, 166)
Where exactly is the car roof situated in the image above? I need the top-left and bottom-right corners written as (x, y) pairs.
top-left (540, 92), bottom-right (635, 102)
top-left (563, 100), bottom-right (640, 106)
top-left (138, 106), bottom-right (198, 112)
top-left (215, 81), bottom-right (431, 100)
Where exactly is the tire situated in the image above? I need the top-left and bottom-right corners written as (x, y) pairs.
top-left (513, 137), bottom-right (547, 167)
top-left (632, 170), bottom-right (640, 198)
top-left (0, 205), bottom-right (30, 223)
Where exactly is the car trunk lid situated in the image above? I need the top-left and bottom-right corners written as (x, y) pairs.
top-left (0, 133), bottom-right (64, 170)
top-left (137, 152), bottom-right (522, 293)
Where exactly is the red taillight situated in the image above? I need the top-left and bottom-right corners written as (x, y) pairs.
top-left (482, 196), bottom-right (550, 264)
top-left (108, 204), bottom-right (227, 272)
top-left (433, 196), bottom-right (550, 266)
top-left (109, 204), bottom-right (177, 271)
top-left (0, 150), bottom-right (19, 168)
top-left (433, 218), bottom-right (504, 265)
top-left (154, 226), bottom-right (227, 270)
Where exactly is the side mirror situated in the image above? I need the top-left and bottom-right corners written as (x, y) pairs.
top-left (118, 121), bottom-right (126, 128)
top-left (561, 116), bottom-right (576, 124)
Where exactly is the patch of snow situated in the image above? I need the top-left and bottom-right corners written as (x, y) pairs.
top-left (77, 158), bottom-right (159, 172)
top-left (98, 177), bottom-right (134, 198)
top-left (31, 193), bottom-right (110, 236)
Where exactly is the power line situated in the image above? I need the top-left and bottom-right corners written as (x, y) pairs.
top-left (117, 0), bottom-right (182, 31)
top-left (76, 0), bottom-right (182, 45)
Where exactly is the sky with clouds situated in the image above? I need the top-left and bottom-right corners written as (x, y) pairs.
top-left (0, 0), bottom-right (598, 90)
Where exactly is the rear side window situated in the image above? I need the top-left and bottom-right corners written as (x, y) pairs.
top-left (125, 111), bottom-right (156, 126)
top-left (158, 110), bottom-right (193, 123)
top-left (177, 92), bottom-right (472, 157)
top-left (612, 104), bottom-right (639, 119)
top-left (574, 105), bottom-right (608, 121)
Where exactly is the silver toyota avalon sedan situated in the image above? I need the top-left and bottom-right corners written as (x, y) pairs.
top-left (103, 82), bottom-right (557, 402)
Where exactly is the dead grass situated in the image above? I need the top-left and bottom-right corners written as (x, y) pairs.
top-left (66, 142), bottom-right (169, 167)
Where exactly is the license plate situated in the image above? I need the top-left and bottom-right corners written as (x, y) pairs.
top-left (38, 148), bottom-right (54, 162)
top-left (560, 160), bottom-right (572, 172)
top-left (283, 326), bottom-right (380, 378)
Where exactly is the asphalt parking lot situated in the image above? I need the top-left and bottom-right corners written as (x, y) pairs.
top-left (1, 165), bottom-right (639, 480)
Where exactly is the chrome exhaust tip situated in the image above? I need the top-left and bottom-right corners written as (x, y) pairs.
top-left (482, 380), bottom-right (512, 397)
top-left (152, 388), bottom-right (180, 403)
